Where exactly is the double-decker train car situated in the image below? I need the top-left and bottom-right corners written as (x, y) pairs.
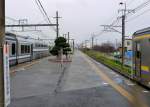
top-left (133, 27), bottom-right (150, 87)
top-left (5, 32), bottom-right (49, 66)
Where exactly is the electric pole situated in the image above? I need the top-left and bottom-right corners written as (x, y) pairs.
top-left (0, 0), bottom-right (5, 106)
top-left (115, 39), bottom-right (118, 49)
top-left (119, 2), bottom-right (134, 67)
top-left (119, 2), bottom-right (127, 67)
top-left (101, 2), bottom-right (134, 67)
top-left (63, 34), bottom-right (67, 39)
top-left (68, 32), bottom-right (70, 44)
top-left (53, 11), bottom-right (62, 38)
top-left (91, 36), bottom-right (94, 49)
top-left (121, 15), bottom-right (125, 67)
top-left (120, 2), bottom-right (127, 67)
top-left (73, 39), bottom-right (75, 53)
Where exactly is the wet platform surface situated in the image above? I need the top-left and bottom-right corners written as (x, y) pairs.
top-left (9, 51), bottom-right (150, 107)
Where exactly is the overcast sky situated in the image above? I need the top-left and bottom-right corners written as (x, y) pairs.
top-left (5, 0), bottom-right (150, 44)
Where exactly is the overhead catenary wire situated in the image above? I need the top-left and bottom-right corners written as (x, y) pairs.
top-left (134, 0), bottom-right (150, 11)
top-left (34, 0), bottom-right (56, 32)
top-left (37, 0), bottom-right (53, 24)
top-left (111, 0), bottom-right (150, 26)
top-left (83, 0), bottom-right (150, 46)
top-left (35, 0), bottom-right (47, 22)
top-left (6, 16), bottom-right (18, 22)
top-left (127, 0), bottom-right (150, 17)
top-left (94, 0), bottom-right (150, 37)
top-left (126, 8), bottom-right (150, 22)
top-left (126, 0), bottom-right (136, 7)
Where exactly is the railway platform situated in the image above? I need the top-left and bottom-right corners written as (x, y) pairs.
top-left (9, 50), bottom-right (150, 107)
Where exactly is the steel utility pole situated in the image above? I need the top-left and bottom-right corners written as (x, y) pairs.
top-left (53, 11), bottom-right (62, 38)
top-left (68, 32), bottom-right (70, 44)
top-left (91, 36), bottom-right (94, 49)
top-left (121, 15), bottom-right (125, 67)
top-left (119, 2), bottom-right (127, 67)
top-left (0, 0), bottom-right (5, 106)
top-left (101, 3), bottom-right (134, 67)
top-left (63, 34), bottom-right (67, 39)
top-left (72, 39), bottom-right (75, 53)
top-left (119, 2), bottom-right (134, 67)
top-left (69, 39), bottom-right (75, 53)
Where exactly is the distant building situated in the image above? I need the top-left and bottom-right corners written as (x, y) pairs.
top-left (117, 38), bottom-right (132, 58)
top-left (118, 39), bottom-right (132, 52)
top-left (124, 39), bottom-right (132, 51)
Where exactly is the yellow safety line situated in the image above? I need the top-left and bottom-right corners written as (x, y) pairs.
top-left (10, 60), bottom-right (39, 74)
top-left (10, 56), bottom-right (49, 74)
top-left (23, 61), bottom-right (39, 69)
top-left (82, 53), bottom-right (148, 107)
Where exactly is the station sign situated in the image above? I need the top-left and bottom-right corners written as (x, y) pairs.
top-left (3, 44), bottom-right (11, 106)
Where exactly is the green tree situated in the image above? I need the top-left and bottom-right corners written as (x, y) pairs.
top-left (50, 37), bottom-right (71, 56)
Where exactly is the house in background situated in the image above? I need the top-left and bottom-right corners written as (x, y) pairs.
top-left (118, 39), bottom-right (132, 53)
top-left (124, 39), bottom-right (132, 51)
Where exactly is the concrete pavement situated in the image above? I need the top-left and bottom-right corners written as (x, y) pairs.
top-left (8, 51), bottom-right (150, 107)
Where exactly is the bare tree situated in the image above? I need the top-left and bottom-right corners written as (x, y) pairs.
top-left (93, 42), bottom-right (115, 53)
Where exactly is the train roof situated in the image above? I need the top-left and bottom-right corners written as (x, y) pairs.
top-left (133, 27), bottom-right (150, 36)
top-left (5, 32), bottom-right (17, 41)
top-left (6, 32), bottom-right (16, 37)
top-left (6, 32), bottom-right (49, 45)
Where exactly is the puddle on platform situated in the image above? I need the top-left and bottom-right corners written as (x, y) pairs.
top-left (142, 90), bottom-right (149, 93)
top-left (15, 68), bottom-right (25, 72)
top-left (125, 80), bottom-right (136, 86)
top-left (101, 82), bottom-right (109, 86)
top-left (114, 78), bottom-right (124, 84)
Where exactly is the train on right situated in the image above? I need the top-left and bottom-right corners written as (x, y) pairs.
top-left (133, 27), bottom-right (150, 88)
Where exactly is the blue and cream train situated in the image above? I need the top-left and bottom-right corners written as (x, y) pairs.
top-left (133, 27), bottom-right (150, 88)
top-left (5, 32), bottom-right (49, 66)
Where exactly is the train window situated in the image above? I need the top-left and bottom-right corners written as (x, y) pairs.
top-left (21, 45), bottom-right (25, 54)
top-left (21, 45), bottom-right (30, 54)
top-left (27, 46), bottom-right (30, 53)
top-left (137, 43), bottom-right (140, 51)
top-left (12, 43), bottom-right (16, 55)
top-left (26, 46), bottom-right (28, 53)
top-left (136, 43), bottom-right (141, 58)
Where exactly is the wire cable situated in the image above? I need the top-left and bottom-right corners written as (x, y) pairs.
top-left (126, 8), bottom-right (150, 22)
top-left (34, 0), bottom-right (56, 32)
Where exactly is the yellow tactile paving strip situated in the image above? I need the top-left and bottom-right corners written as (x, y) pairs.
top-left (82, 52), bottom-right (148, 107)
top-left (10, 57), bottom-right (48, 74)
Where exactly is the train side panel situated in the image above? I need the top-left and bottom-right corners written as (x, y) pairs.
top-left (133, 33), bottom-right (150, 87)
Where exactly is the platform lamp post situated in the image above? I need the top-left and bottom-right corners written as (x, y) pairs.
top-left (119, 2), bottom-right (126, 68)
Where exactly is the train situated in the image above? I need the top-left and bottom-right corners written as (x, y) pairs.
top-left (133, 27), bottom-right (150, 88)
top-left (5, 32), bottom-right (49, 66)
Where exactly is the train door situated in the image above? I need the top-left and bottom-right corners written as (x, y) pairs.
top-left (135, 42), bottom-right (141, 79)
